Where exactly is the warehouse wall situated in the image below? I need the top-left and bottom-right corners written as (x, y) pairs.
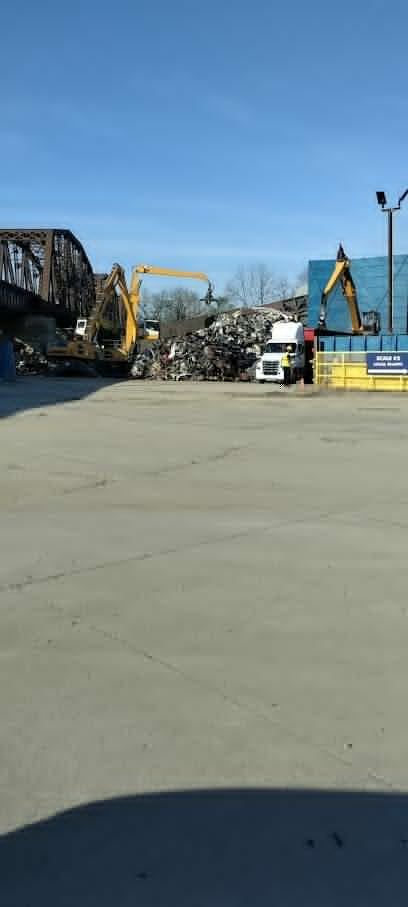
top-left (308, 254), bottom-right (408, 334)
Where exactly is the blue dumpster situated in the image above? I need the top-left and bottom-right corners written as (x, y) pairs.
top-left (0, 340), bottom-right (16, 381)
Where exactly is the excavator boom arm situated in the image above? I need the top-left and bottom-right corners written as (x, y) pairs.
top-left (341, 271), bottom-right (362, 332)
top-left (90, 264), bottom-right (137, 353)
top-left (110, 266), bottom-right (138, 353)
top-left (319, 246), bottom-right (362, 332)
top-left (129, 263), bottom-right (216, 329)
top-left (132, 264), bottom-right (211, 285)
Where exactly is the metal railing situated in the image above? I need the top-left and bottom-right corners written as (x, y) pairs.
top-left (315, 351), bottom-right (408, 391)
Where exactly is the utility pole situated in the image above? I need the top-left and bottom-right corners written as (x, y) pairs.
top-left (376, 189), bottom-right (408, 333)
top-left (387, 209), bottom-right (393, 334)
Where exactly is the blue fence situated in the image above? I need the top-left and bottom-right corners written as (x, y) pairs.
top-left (308, 254), bottom-right (408, 334)
top-left (317, 334), bottom-right (408, 353)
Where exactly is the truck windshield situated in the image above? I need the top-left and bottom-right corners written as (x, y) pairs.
top-left (265, 342), bottom-right (297, 353)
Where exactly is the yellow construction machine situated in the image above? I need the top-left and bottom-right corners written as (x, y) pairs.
top-left (47, 262), bottom-right (215, 374)
top-left (47, 263), bottom-right (137, 374)
top-left (319, 245), bottom-right (380, 334)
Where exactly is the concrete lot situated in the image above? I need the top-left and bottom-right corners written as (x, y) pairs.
top-left (1, 377), bottom-right (408, 904)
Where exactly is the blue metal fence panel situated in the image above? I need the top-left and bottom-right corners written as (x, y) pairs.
top-left (366, 335), bottom-right (381, 351)
top-left (382, 335), bottom-right (394, 351)
top-left (317, 333), bottom-right (408, 352)
top-left (308, 254), bottom-right (408, 334)
top-left (350, 337), bottom-right (366, 352)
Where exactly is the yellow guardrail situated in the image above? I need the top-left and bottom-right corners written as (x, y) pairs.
top-left (315, 351), bottom-right (408, 391)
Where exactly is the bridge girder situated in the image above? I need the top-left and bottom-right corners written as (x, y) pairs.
top-left (0, 228), bottom-right (95, 322)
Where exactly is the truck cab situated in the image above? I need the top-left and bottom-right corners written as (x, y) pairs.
top-left (256, 321), bottom-right (305, 383)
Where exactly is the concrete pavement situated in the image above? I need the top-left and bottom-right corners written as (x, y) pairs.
top-left (1, 378), bottom-right (408, 903)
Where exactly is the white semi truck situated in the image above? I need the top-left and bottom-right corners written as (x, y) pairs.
top-left (255, 321), bottom-right (305, 384)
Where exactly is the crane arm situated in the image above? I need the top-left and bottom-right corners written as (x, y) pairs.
top-left (129, 263), bottom-right (216, 326)
top-left (319, 245), bottom-right (362, 332)
top-left (132, 264), bottom-right (212, 285)
top-left (110, 264), bottom-right (138, 353)
top-left (341, 268), bottom-right (362, 333)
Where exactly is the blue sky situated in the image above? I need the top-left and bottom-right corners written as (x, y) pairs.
top-left (2, 0), bottom-right (408, 293)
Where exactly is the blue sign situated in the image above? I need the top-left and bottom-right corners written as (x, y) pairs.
top-left (366, 352), bottom-right (408, 375)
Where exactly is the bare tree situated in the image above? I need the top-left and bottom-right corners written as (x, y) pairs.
top-left (284, 268), bottom-right (308, 321)
top-left (206, 294), bottom-right (234, 316)
top-left (142, 287), bottom-right (205, 323)
top-left (226, 263), bottom-right (288, 308)
top-left (138, 289), bottom-right (156, 322)
top-left (295, 266), bottom-right (308, 288)
top-left (169, 288), bottom-right (202, 321)
top-left (272, 276), bottom-right (291, 301)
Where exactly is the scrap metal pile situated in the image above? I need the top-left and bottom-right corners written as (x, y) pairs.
top-left (14, 338), bottom-right (48, 375)
top-left (131, 308), bottom-right (287, 381)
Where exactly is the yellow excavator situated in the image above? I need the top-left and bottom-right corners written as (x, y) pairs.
top-left (319, 245), bottom-right (380, 334)
top-left (47, 262), bottom-right (215, 374)
top-left (47, 263), bottom-right (137, 374)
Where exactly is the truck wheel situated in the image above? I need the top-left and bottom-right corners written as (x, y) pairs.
top-left (258, 380), bottom-right (265, 384)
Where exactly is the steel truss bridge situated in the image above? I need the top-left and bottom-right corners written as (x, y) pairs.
top-left (0, 229), bottom-right (95, 325)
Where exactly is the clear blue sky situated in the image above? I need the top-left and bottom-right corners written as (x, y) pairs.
top-left (2, 0), bottom-right (408, 293)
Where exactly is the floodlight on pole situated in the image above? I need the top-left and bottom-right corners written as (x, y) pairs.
top-left (376, 188), bottom-right (408, 332)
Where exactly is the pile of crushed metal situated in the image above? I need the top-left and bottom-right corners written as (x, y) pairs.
top-left (14, 338), bottom-right (48, 375)
top-left (131, 308), bottom-right (288, 381)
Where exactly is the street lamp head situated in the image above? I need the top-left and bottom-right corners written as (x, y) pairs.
top-left (398, 188), bottom-right (408, 207)
top-left (376, 190), bottom-right (387, 208)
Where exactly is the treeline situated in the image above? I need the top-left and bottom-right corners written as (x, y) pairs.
top-left (140, 263), bottom-right (307, 324)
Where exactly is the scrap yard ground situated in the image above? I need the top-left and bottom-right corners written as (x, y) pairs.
top-left (1, 378), bottom-right (408, 904)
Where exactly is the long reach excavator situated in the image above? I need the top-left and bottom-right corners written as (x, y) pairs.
top-left (47, 263), bottom-right (215, 374)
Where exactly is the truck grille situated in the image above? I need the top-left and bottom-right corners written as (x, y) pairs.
top-left (263, 361), bottom-right (279, 375)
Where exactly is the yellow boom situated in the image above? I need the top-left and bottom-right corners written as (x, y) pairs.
top-left (90, 263), bottom-right (137, 355)
top-left (319, 245), bottom-right (380, 334)
top-left (129, 263), bottom-right (215, 324)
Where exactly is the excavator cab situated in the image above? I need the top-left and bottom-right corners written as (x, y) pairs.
top-left (75, 318), bottom-right (88, 338)
top-left (142, 319), bottom-right (160, 341)
top-left (361, 310), bottom-right (381, 334)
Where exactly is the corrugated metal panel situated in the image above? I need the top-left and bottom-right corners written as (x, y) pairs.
top-left (308, 254), bottom-right (408, 334)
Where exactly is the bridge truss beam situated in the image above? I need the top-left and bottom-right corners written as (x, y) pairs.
top-left (0, 229), bottom-right (95, 322)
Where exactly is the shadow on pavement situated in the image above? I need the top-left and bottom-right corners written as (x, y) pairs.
top-left (0, 376), bottom-right (119, 419)
top-left (1, 787), bottom-right (408, 905)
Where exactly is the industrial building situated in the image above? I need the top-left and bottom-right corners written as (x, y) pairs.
top-left (309, 251), bottom-right (408, 390)
top-left (309, 252), bottom-right (408, 338)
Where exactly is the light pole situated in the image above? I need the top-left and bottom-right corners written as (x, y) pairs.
top-left (376, 189), bottom-right (408, 333)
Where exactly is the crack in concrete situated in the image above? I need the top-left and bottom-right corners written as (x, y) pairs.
top-left (2, 505), bottom-right (350, 595)
top-left (141, 445), bottom-right (244, 478)
top-left (0, 509), bottom-right (344, 595)
top-left (62, 478), bottom-right (110, 496)
top-left (44, 597), bottom-right (397, 794)
top-left (0, 525), bottom-right (268, 594)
